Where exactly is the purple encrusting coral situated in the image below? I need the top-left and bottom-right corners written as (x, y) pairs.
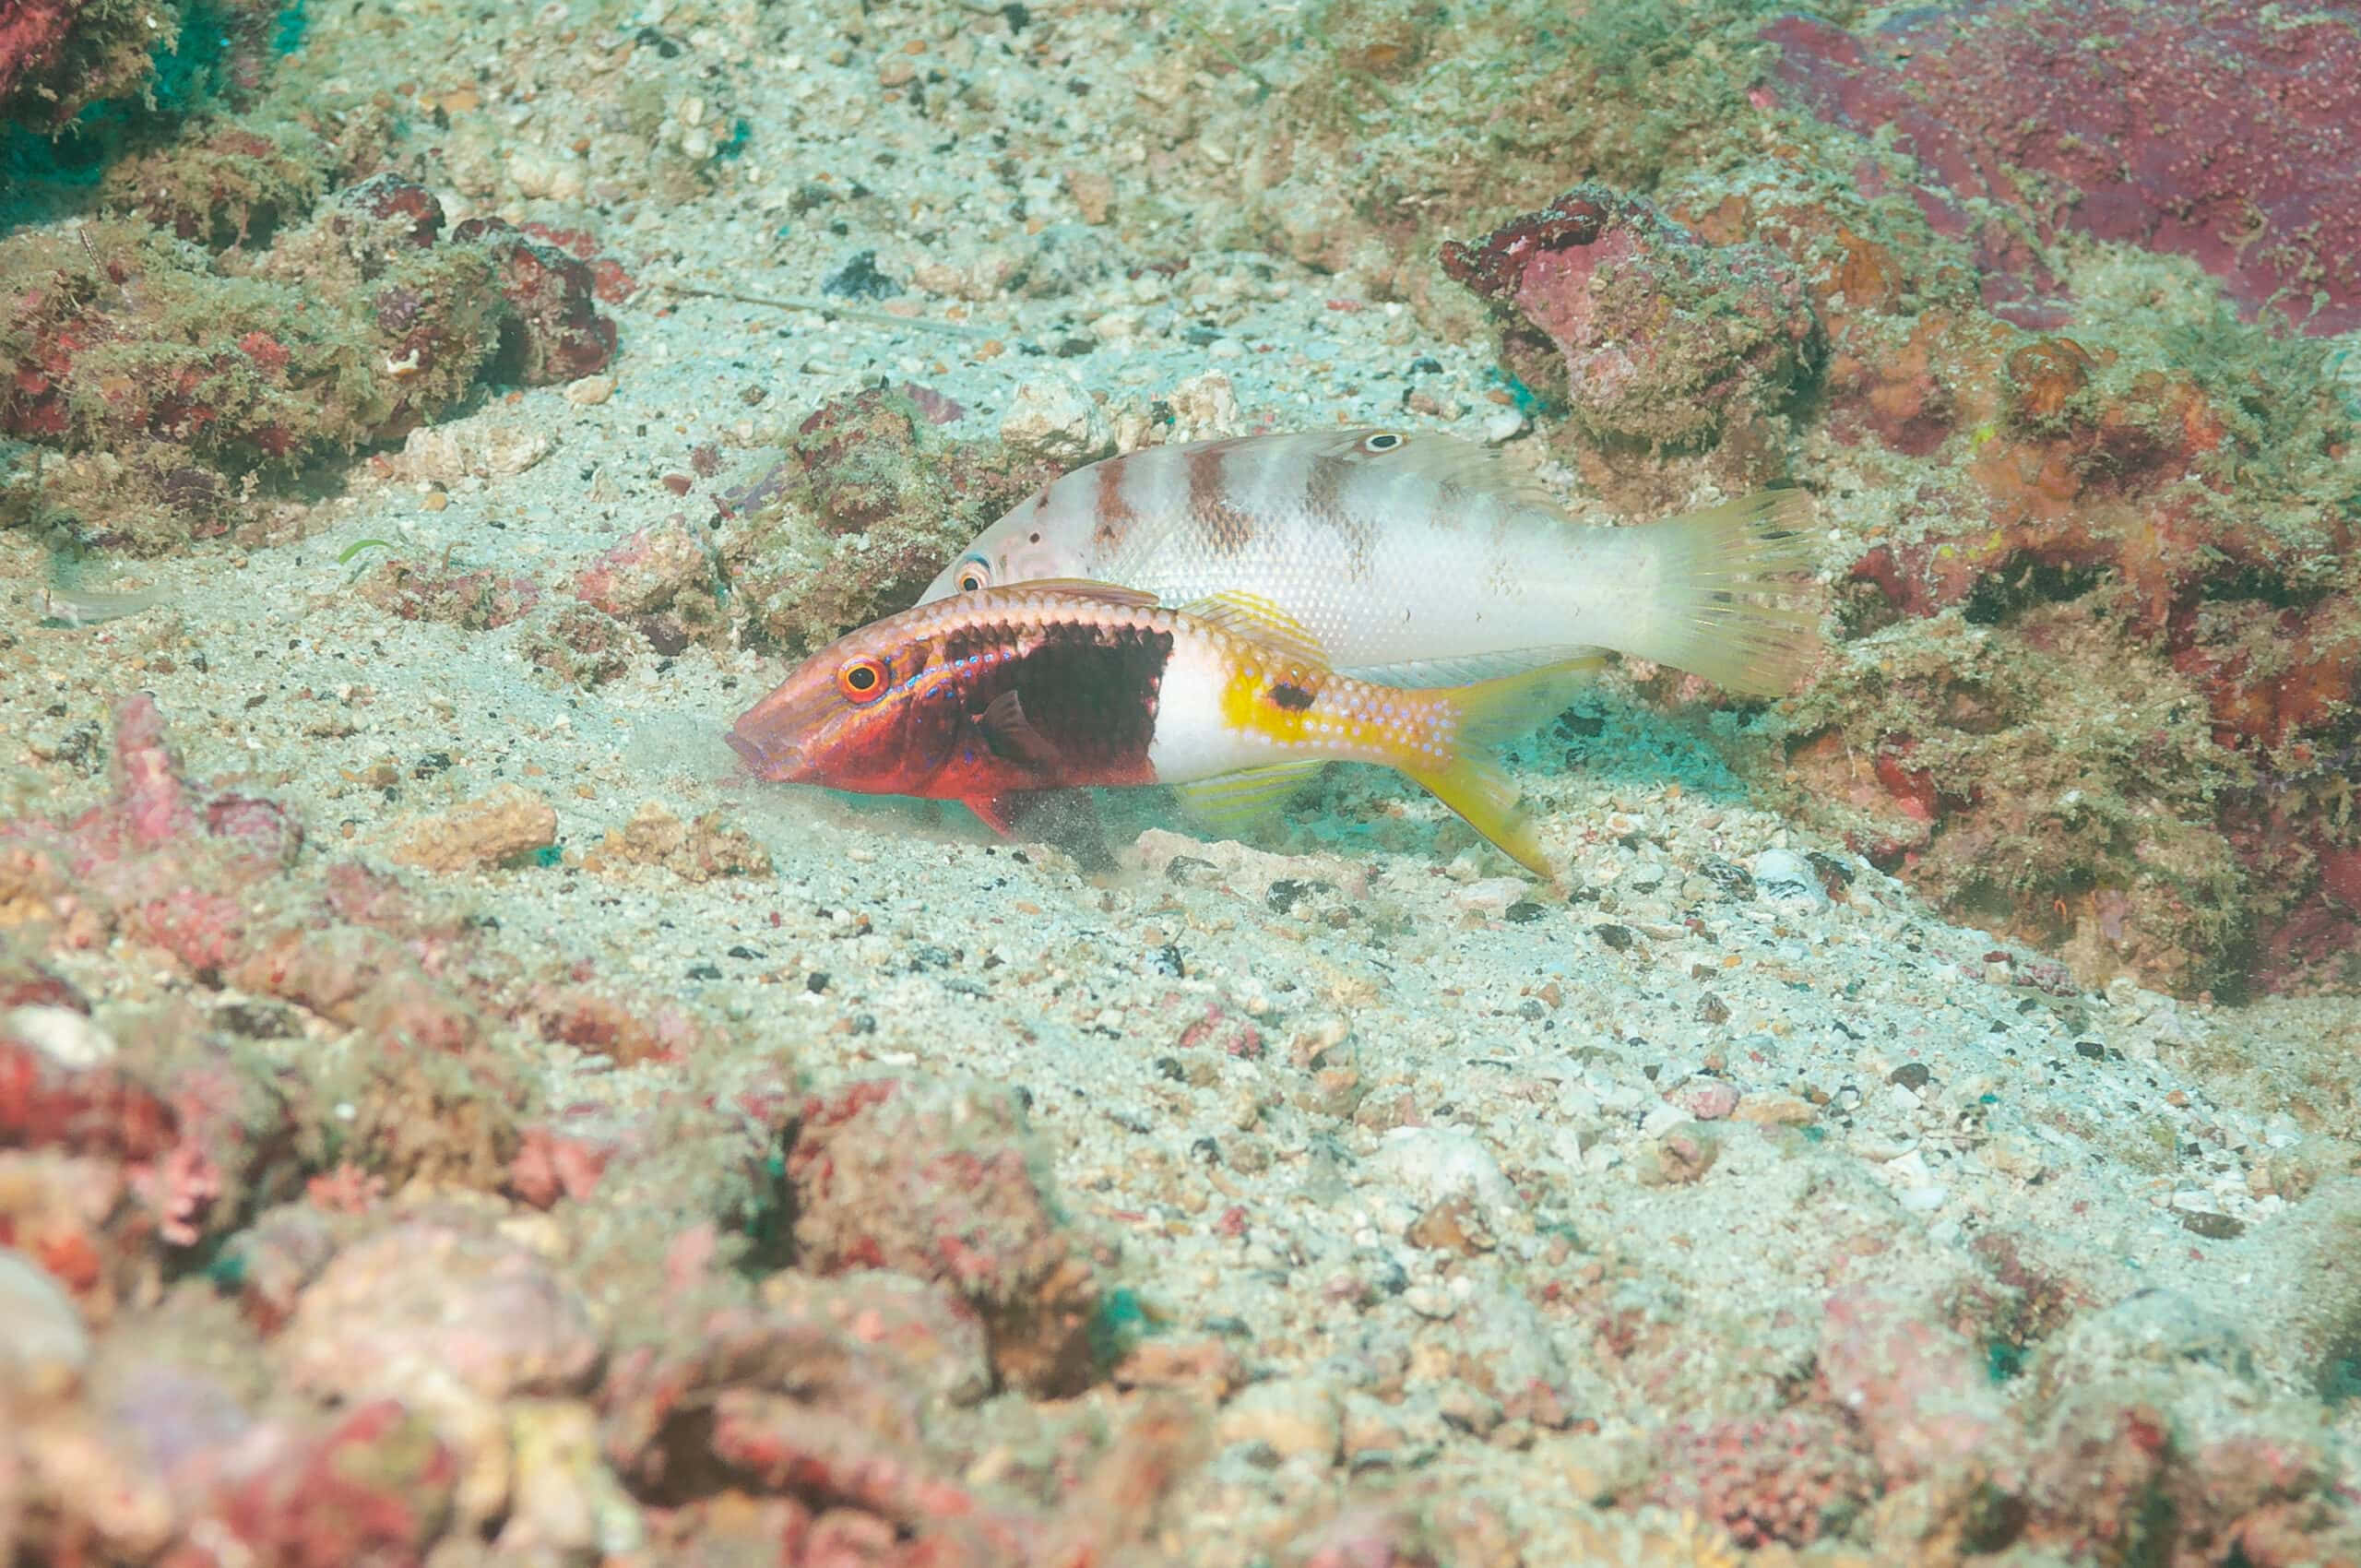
top-left (1765, 0), bottom-right (2361, 334)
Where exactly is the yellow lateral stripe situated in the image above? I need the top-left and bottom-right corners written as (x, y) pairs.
top-left (1216, 655), bottom-right (1446, 767)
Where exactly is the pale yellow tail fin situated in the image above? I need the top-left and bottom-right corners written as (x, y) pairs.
top-left (1628, 490), bottom-right (1824, 697)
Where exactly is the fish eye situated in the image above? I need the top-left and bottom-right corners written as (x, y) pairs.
top-left (1361, 431), bottom-right (1406, 453)
top-left (955, 559), bottom-right (991, 593)
top-left (836, 656), bottom-right (891, 704)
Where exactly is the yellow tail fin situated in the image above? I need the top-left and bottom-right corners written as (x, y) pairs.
top-left (1399, 656), bottom-right (1608, 876)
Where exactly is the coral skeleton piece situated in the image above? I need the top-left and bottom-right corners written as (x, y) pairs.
top-left (718, 386), bottom-right (1064, 651)
top-left (1766, 1), bottom-right (2361, 334)
top-left (1441, 184), bottom-right (1821, 450)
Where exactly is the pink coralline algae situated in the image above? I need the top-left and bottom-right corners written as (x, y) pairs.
top-left (1765, 2), bottom-right (2361, 334)
top-left (1643, 1409), bottom-right (1880, 1547)
top-left (1441, 185), bottom-right (1820, 449)
top-left (785, 1076), bottom-right (1103, 1396)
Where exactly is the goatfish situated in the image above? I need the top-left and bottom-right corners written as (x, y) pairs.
top-left (727, 580), bottom-right (1605, 875)
top-left (919, 426), bottom-right (1821, 695)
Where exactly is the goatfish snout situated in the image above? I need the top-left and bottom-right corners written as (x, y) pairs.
top-left (729, 577), bottom-right (1604, 874)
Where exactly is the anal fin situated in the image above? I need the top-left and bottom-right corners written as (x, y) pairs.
top-left (1173, 762), bottom-right (1327, 837)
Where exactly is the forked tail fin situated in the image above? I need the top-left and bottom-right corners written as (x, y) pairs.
top-left (1625, 490), bottom-right (1824, 697)
top-left (1400, 656), bottom-right (1608, 877)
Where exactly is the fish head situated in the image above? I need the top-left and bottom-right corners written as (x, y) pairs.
top-left (915, 486), bottom-right (1093, 604)
top-left (728, 622), bottom-right (961, 797)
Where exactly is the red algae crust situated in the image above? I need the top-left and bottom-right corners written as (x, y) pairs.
top-left (1765, 0), bottom-right (2361, 335)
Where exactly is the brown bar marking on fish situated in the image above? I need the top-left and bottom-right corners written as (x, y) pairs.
top-left (1303, 453), bottom-right (1381, 582)
top-left (1190, 440), bottom-right (1260, 556)
top-left (944, 615), bottom-right (1173, 781)
top-left (1091, 454), bottom-right (1137, 549)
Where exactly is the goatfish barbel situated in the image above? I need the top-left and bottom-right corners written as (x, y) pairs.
top-left (919, 426), bottom-right (1821, 695)
top-left (727, 580), bottom-right (1606, 874)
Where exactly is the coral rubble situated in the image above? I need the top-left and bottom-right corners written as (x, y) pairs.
top-left (2, 178), bottom-right (615, 553)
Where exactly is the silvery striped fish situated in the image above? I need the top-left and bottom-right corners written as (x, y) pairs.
top-left (918, 427), bottom-right (1820, 695)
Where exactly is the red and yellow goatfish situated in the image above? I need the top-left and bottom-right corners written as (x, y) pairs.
top-left (919, 427), bottom-right (1820, 695)
top-left (728, 581), bottom-right (1604, 874)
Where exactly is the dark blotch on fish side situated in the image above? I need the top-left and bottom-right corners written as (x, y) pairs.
top-left (1268, 682), bottom-right (1314, 711)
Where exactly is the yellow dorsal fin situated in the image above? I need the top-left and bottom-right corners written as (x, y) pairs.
top-left (1176, 589), bottom-right (1331, 671)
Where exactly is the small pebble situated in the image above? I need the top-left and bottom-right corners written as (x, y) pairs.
top-left (1216, 1377), bottom-right (1342, 1465)
top-left (1681, 1081), bottom-right (1741, 1121)
top-left (1751, 848), bottom-right (1830, 907)
top-left (1697, 856), bottom-right (1756, 899)
top-left (1402, 1285), bottom-right (1458, 1321)
top-left (564, 374), bottom-right (616, 406)
top-left (1482, 408), bottom-right (1529, 444)
top-left (1896, 1184), bottom-right (1950, 1214)
top-left (999, 376), bottom-right (1112, 464)
top-left (5, 1004), bottom-right (117, 1068)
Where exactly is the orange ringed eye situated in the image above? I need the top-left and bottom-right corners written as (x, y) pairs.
top-left (837, 658), bottom-right (889, 703)
top-left (957, 568), bottom-right (987, 592)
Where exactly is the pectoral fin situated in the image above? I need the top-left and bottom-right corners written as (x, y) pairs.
top-left (979, 690), bottom-right (1063, 770)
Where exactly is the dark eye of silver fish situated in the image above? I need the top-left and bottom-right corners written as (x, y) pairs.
top-left (1361, 431), bottom-right (1406, 453)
